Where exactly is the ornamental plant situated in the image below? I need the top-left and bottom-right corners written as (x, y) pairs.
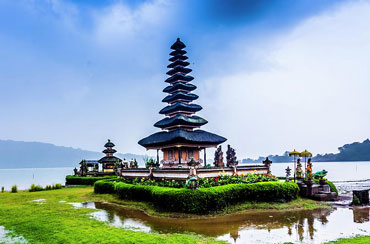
top-left (118, 170), bottom-right (277, 189)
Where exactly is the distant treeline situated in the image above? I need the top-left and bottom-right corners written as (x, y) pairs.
top-left (243, 139), bottom-right (370, 163)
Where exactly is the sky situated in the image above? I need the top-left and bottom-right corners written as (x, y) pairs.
top-left (1, 0), bottom-right (370, 159)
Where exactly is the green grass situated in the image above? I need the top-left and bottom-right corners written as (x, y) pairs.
top-left (0, 187), bottom-right (223, 244)
top-left (324, 235), bottom-right (370, 244)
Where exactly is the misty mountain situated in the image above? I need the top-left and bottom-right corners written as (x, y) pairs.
top-left (0, 140), bottom-right (146, 169)
top-left (242, 139), bottom-right (370, 163)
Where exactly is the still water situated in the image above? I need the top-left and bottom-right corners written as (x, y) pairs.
top-left (0, 167), bottom-right (73, 190)
top-left (0, 161), bottom-right (369, 190)
top-left (68, 201), bottom-right (370, 244)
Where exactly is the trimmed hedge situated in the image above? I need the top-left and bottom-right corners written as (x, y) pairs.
top-left (65, 175), bottom-right (117, 185)
top-left (94, 179), bottom-right (117, 194)
top-left (95, 180), bottom-right (299, 214)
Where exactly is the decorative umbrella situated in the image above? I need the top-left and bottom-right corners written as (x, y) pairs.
top-left (301, 150), bottom-right (312, 178)
top-left (289, 150), bottom-right (301, 182)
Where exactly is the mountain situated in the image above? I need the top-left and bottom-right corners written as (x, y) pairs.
top-left (242, 139), bottom-right (370, 163)
top-left (0, 140), bottom-right (146, 169)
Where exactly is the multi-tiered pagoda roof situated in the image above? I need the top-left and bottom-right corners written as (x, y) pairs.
top-left (138, 38), bottom-right (226, 149)
top-left (98, 139), bottom-right (122, 164)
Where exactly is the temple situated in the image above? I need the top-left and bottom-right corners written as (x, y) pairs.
top-left (98, 139), bottom-right (122, 173)
top-left (138, 38), bottom-right (227, 168)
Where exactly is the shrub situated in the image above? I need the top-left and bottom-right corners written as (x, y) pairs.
top-left (53, 184), bottom-right (62, 189)
top-left (112, 181), bottom-right (299, 214)
top-left (94, 180), bottom-right (116, 194)
top-left (11, 185), bottom-right (17, 193)
top-left (352, 195), bottom-right (361, 206)
top-left (1, 186), bottom-right (4, 193)
top-left (29, 184), bottom-right (44, 192)
top-left (65, 175), bottom-right (117, 185)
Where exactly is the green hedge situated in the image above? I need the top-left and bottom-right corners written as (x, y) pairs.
top-left (94, 179), bottom-right (117, 194)
top-left (65, 175), bottom-right (117, 185)
top-left (95, 180), bottom-right (299, 214)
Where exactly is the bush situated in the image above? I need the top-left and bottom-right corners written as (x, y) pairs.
top-left (29, 183), bottom-right (63, 192)
top-left (53, 184), bottom-right (62, 189)
top-left (94, 180), bottom-right (116, 194)
top-left (29, 184), bottom-right (44, 192)
top-left (11, 185), bottom-right (17, 193)
top-left (352, 195), bottom-right (361, 206)
top-left (65, 175), bottom-right (117, 185)
top-left (112, 181), bottom-right (299, 214)
top-left (1, 186), bottom-right (4, 193)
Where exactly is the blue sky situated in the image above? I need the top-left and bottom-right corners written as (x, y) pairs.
top-left (1, 0), bottom-right (370, 159)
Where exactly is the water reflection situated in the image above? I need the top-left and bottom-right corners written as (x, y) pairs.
top-left (69, 202), bottom-right (370, 244)
top-left (353, 208), bottom-right (369, 223)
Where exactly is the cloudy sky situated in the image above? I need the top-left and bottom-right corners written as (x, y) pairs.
top-left (1, 0), bottom-right (369, 159)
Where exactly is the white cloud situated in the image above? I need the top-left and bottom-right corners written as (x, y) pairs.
top-left (93, 0), bottom-right (173, 45)
top-left (203, 0), bottom-right (370, 158)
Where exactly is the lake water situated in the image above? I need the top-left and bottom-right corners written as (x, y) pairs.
top-left (0, 161), bottom-right (369, 190)
top-left (68, 201), bottom-right (370, 244)
top-left (0, 167), bottom-right (73, 190)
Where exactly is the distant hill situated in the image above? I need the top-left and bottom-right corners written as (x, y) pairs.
top-left (0, 140), bottom-right (146, 169)
top-left (243, 139), bottom-right (370, 163)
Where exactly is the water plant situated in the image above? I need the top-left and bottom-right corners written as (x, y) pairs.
top-left (352, 195), bottom-right (361, 206)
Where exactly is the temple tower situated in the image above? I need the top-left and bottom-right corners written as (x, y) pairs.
top-left (98, 139), bottom-right (122, 172)
top-left (138, 38), bottom-right (226, 168)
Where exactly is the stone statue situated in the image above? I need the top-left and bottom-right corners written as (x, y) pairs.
top-left (73, 167), bottom-right (78, 176)
top-left (263, 157), bottom-right (272, 175)
top-left (187, 158), bottom-right (198, 167)
top-left (133, 159), bottom-right (138, 168)
top-left (214, 145), bottom-right (224, 168)
top-left (80, 161), bottom-right (88, 177)
top-left (226, 144), bottom-right (238, 167)
top-left (285, 166), bottom-right (291, 182)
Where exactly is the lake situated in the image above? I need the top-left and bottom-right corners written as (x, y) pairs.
top-left (67, 201), bottom-right (370, 244)
top-left (0, 161), bottom-right (369, 190)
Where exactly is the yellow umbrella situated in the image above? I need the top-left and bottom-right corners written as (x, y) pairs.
top-left (289, 150), bottom-right (301, 157)
top-left (289, 150), bottom-right (301, 182)
top-left (301, 150), bottom-right (312, 178)
top-left (301, 150), bottom-right (312, 158)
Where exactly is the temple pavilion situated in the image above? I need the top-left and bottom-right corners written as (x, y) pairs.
top-left (138, 38), bottom-right (227, 168)
top-left (98, 139), bottom-right (122, 173)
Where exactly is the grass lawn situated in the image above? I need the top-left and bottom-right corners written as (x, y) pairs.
top-left (323, 236), bottom-right (370, 244)
top-left (0, 187), bottom-right (223, 244)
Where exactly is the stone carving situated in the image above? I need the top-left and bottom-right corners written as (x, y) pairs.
top-left (80, 161), bottom-right (88, 176)
top-left (263, 157), bottom-right (272, 175)
top-left (285, 166), bottom-right (291, 182)
top-left (214, 145), bottom-right (224, 168)
top-left (226, 144), bottom-right (238, 167)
